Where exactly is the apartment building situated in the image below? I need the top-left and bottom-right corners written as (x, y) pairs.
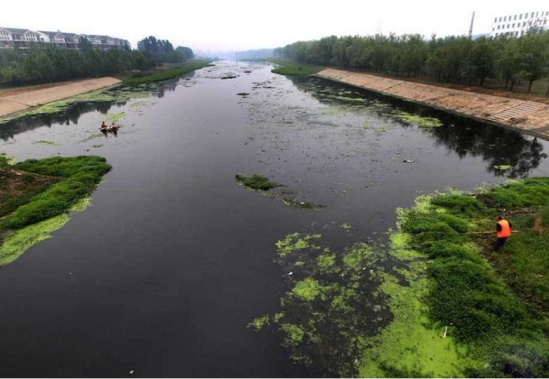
top-left (0, 27), bottom-right (130, 50)
top-left (491, 10), bottom-right (549, 37)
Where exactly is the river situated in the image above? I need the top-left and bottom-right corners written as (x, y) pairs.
top-left (0, 61), bottom-right (548, 377)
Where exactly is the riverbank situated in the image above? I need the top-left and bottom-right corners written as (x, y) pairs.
top-left (360, 179), bottom-right (549, 377)
top-left (253, 177), bottom-right (549, 377)
top-left (0, 155), bottom-right (111, 265)
top-left (0, 77), bottom-right (121, 119)
top-left (123, 59), bottom-right (213, 85)
top-left (317, 68), bottom-right (549, 140)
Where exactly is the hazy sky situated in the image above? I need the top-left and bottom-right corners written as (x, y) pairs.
top-left (2, 0), bottom-right (548, 52)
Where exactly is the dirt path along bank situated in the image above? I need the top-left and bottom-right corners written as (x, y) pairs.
top-left (0, 77), bottom-right (121, 118)
top-left (317, 68), bottom-right (549, 139)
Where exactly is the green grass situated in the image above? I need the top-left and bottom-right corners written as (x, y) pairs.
top-left (0, 155), bottom-right (111, 266)
top-left (0, 170), bottom-right (60, 219)
top-left (267, 58), bottom-right (324, 76)
top-left (1, 156), bottom-right (111, 230)
top-left (124, 60), bottom-right (213, 85)
top-left (487, 204), bottom-right (549, 314)
top-left (249, 178), bottom-right (549, 377)
top-left (388, 180), bottom-right (549, 377)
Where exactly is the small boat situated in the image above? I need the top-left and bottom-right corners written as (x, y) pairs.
top-left (100, 125), bottom-right (120, 132)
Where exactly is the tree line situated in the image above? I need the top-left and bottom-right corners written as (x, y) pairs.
top-left (137, 36), bottom-right (193, 64)
top-left (0, 36), bottom-right (194, 86)
top-left (274, 29), bottom-right (549, 95)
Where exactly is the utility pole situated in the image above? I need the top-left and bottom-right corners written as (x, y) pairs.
top-left (469, 11), bottom-right (476, 39)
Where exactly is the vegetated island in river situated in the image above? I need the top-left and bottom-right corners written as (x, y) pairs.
top-left (122, 59), bottom-right (213, 85)
top-left (251, 178), bottom-right (549, 377)
top-left (247, 58), bottom-right (323, 76)
top-left (235, 173), bottom-right (322, 210)
top-left (0, 155), bottom-right (111, 266)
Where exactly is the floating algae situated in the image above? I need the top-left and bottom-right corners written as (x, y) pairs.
top-left (0, 198), bottom-right (90, 266)
top-left (81, 133), bottom-right (104, 143)
top-left (0, 156), bottom-right (111, 265)
top-left (251, 232), bottom-right (391, 377)
top-left (0, 87), bottom-right (151, 125)
top-left (494, 164), bottom-right (512, 170)
top-left (395, 111), bottom-right (443, 128)
top-left (358, 225), bottom-right (473, 377)
top-left (235, 173), bottom-right (322, 210)
top-left (32, 140), bottom-right (60, 146)
top-left (358, 186), bottom-right (549, 377)
top-left (105, 112), bottom-right (126, 123)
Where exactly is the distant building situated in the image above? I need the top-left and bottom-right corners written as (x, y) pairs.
top-left (0, 27), bottom-right (130, 50)
top-left (491, 10), bottom-right (549, 37)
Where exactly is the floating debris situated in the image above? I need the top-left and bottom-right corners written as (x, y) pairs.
top-left (235, 173), bottom-right (323, 210)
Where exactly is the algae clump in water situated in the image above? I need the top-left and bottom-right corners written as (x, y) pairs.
top-left (235, 173), bottom-right (323, 210)
top-left (396, 111), bottom-right (443, 128)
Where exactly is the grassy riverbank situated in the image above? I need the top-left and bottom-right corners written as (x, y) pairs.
top-left (0, 155), bottom-right (111, 265)
top-left (362, 179), bottom-right (549, 377)
top-left (123, 60), bottom-right (213, 85)
top-left (252, 178), bottom-right (549, 377)
top-left (267, 58), bottom-right (324, 76)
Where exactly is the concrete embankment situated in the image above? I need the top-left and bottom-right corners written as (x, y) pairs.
top-left (0, 77), bottom-right (121, 118)
top-left (317, 68), bottom-right (549, 139)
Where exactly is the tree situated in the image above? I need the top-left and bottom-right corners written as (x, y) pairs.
top-left (175, 46), bottom-right (194, 61)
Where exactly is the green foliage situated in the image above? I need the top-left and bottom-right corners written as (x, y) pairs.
top-left (396, 184), bottom-right (549, 376)
top-left (274, 31), bottom-right (549, 91)
top-left (1, 156), bottom-right (111, 229)
top-left (487, 178), bottom-right (549, 208)
top-left (0, 171), bottom-right (59, 219)
top-left (137, 36), bottom-right (193, 64)
top-left (124, 60), bottom-right (212, 85)
top-left (430, 194), bottom-right (492, 218)
top-left (268, 58), bottom-right (324, 76)
top-left (0, 45), bottom-right (157, 86)
top-left (492, 205), bottom-right (549, 314)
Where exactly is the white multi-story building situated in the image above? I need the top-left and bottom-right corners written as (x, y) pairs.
top-left (491, 11), bottom-right (549, 37)
top-left (0, 27), bottom-right (130, 50)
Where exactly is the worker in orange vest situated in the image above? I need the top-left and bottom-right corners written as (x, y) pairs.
top-left (494, 216), bottom-right (512, 252)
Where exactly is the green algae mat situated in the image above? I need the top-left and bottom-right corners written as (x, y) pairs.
top-left (0, 155), bottom-right (111, 265)
top-left (251, 179), bottom-right (549, 377)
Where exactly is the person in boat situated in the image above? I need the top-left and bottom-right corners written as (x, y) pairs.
top-left (100, 121), bottom-right (107, 130)
top-left (110, 122), bottom-right (118, 129)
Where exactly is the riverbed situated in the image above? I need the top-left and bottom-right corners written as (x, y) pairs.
top-left (1, 61), bottom-right (548, 377)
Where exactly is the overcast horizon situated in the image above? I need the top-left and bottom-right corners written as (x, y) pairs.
top-left (2, 0), bottom-right (548, 52)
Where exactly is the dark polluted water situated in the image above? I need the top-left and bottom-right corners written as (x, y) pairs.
top-left (0, 61), bottom-right (548, 377)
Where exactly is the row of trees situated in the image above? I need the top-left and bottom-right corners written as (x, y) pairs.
top-left (137, 36), bottom-right (193, 64)
top-left (0, 35), bottom-right (194, 86)
top-left (274, 30), bottom-right (549, 94)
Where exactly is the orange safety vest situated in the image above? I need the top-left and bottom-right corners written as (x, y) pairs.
top-left (497, 220), bottom-right (512, 238)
